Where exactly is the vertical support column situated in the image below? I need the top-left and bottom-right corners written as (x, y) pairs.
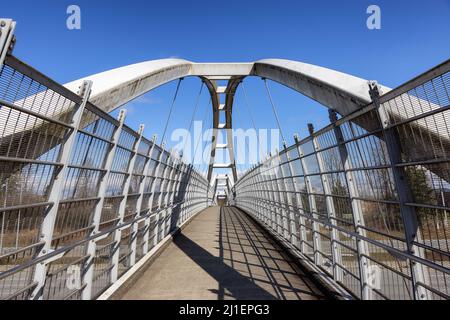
top-left (171, 156), bottom-right (184, 224)
top-left (32, 80), bottom-right (93, 300)
top-left (296, 135), bottom-right (323, 266)
top-left (129, 135), bottom-right (157, 267)
top-left (82, 109), bottom-right (126, 300)
top-left (329, 110), bottom-right (371, 300)
top-left (266, 155), bottom-right (276, 231)
top-left (179, 164), bottom-right (192, 223)
top-left (177, 163), bottom-right (187, 222)
top-left (140, 136), bottom-right (158, 256)
top-left (168, 156), bottom-right (183, 229)
top-left (285, 140), bottom-right (307, 252)
top-left (157, 156), bottom-right (170, 239)
top-left (149, 144), bottom-right (166, 248)
top-left (0, 19), bottom-right (16, 67)
top-left (370, 82), bottom-right (429, 300)
top-left (254, 168), bottom-right (266, 222)
top-left (207, 127), bottom-right (220, 181)
top-left (262, 163), bottom-right (273, 227)
top-left (310, 124), bottom-right (343, 282)
top-left (267, 156), bottom-right (278, 232)
top-left (157, 150), bottom-right (172, 240)
top-left (278, 151), bottom-right (291, 240)
top-left (110, 125), bottom-right (145, 283)
top-left (273, 154), bottom-right (284, 234)
top-left (226, 128), bottom-right (238, 183)
top-left (162, 152), bottom-right (179, 235)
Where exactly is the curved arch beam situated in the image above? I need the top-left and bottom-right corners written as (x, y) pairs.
top-left (61, 59), bottom-right (390, 184)
top-left (252, 59), bottom-right (391, 116)
top-left (64, 59), bottom-right (193, 114)
top-left (64, 59), bottom-right (388, 116)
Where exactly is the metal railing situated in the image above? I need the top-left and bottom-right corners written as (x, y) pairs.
top-left (0, 55), bottom-right (211, 300)
top-left (233, 60), bottom-right (450, 300)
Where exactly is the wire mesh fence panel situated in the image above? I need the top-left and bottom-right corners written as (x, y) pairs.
top-left (43, 244), bottom-right (88, 300)
top-left (234, 60), bottom-right (450, 300)
top-left (0, 55), bottom-right (211, 300)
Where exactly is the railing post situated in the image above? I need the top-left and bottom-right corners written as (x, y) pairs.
top-left (31, 80), bottom-right (93, 300)
top-left (167, 155), bottom-right (184, 230)
top-left (274, 154), bottom-right (286, 236)
top-left (254, 166), bottom-right (267, 223)
top-left (329, 110), bottom-right (372, 300)
top-left (310, 124), bottom-right (344, 283)
top-left (266, 155), bottom-right (278, 232)
top-left (147, 143), bottom-right (166, 248)
top-left (156, 147), bottom-right (172, 241)
top-left (369, 82), bottom-right (429, 300)
top-left (167, 153), bottom-right (182, 233)
top-left (82, 109), bottom-right (127, 300)
top-left (278, 147), bottom-right (291, 241)
top-left (129, 135), bottom-right (157, 266)
top-left (110, 124), bottom-right (145, 283)
top-left (265, 155), bottom-right (276, 229)
top-left (141, 136), bottom-right (159, 255)
top-left (178, 164), bottom-right (190, 224)
top-left (281, 144), bottom-right (295, 244)
top-left (296, 132), bottom-right (323, 266)
top-left (0, 18), bottom-right (16, 67)
top-left (160, 151), bottom-right (176, 236)
top-left (262, 163), bottom-right (273, 227)
top-left (176, 164), bottom-right (187, 224)
top-left (289, 135), bottom-right (308, 253)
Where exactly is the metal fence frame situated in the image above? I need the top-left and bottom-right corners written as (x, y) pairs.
top-left (233, 60), bottom-right (450, 300)
top-left (0, 54), bottom-right (211, 300)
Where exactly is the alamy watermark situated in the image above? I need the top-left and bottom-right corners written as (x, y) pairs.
top-left (66, 5), bottom-right (81, 30)
top-left (365, 265), bottom-right (382, 290)
top-left (367, 5), bottom-right (381, 30)
top-left (65, 5), bottom-right (380, 31)
top-left (170, 121), bottom-right (281, 168)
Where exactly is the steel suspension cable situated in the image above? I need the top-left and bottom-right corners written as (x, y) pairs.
top-left (161, 79), bottom-right (183, 145)
top-left (200, 109), bottom-right (214, 177)
top-left (230, 100), bottom-right (244, 174)
top-left (263, 78), bottom-right (286, 144)
top-left (182, 82), bottom-right (205, 155)
top-left (241, 82), bottom-right (258, 134)
top-left (192, 97), bottom-right (212, 166)
top-left (241, 82), bottom-right (262, 160)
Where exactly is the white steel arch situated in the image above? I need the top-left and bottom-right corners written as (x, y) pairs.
top-left (1, 57), bottom-right (446, 184)
top-left (63, 58), bottom-right (391, 182)
top-left (64, 59), bottom-right (390, 116)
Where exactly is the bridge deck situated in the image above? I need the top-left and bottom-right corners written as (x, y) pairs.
top-left (121, 206), bottom-right (326, 300)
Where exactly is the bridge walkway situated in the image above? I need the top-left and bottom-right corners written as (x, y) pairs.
top-left (120, 206), bottom-right (327, 300)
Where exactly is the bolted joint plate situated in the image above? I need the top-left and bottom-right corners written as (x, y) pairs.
top-left (0, 19), bottom-right (16, 67)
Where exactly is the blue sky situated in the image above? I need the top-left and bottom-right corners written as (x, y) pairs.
top-left (3, 0), bottom-right (450, 173)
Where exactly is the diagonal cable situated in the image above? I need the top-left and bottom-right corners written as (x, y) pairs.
top-left (182, 82), bottom-right (205, 155)
top-left (263, 78), bottom-right (286, 144)
top-left (241, 82), bottom-right (262, 160)
top-left (161, 79), bottom-right (183, 144)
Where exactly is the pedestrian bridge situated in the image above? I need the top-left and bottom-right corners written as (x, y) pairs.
top-left (0, 18), bottom-right (449, 301)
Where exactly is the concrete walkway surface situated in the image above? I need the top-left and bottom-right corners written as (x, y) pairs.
top-left (121, 206), bottom-right (325, 300)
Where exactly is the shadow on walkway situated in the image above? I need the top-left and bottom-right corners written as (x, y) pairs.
top-left (173, 206), bottom-right (324, 300)
top-left (121, 206), bottom-right (325, 300)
